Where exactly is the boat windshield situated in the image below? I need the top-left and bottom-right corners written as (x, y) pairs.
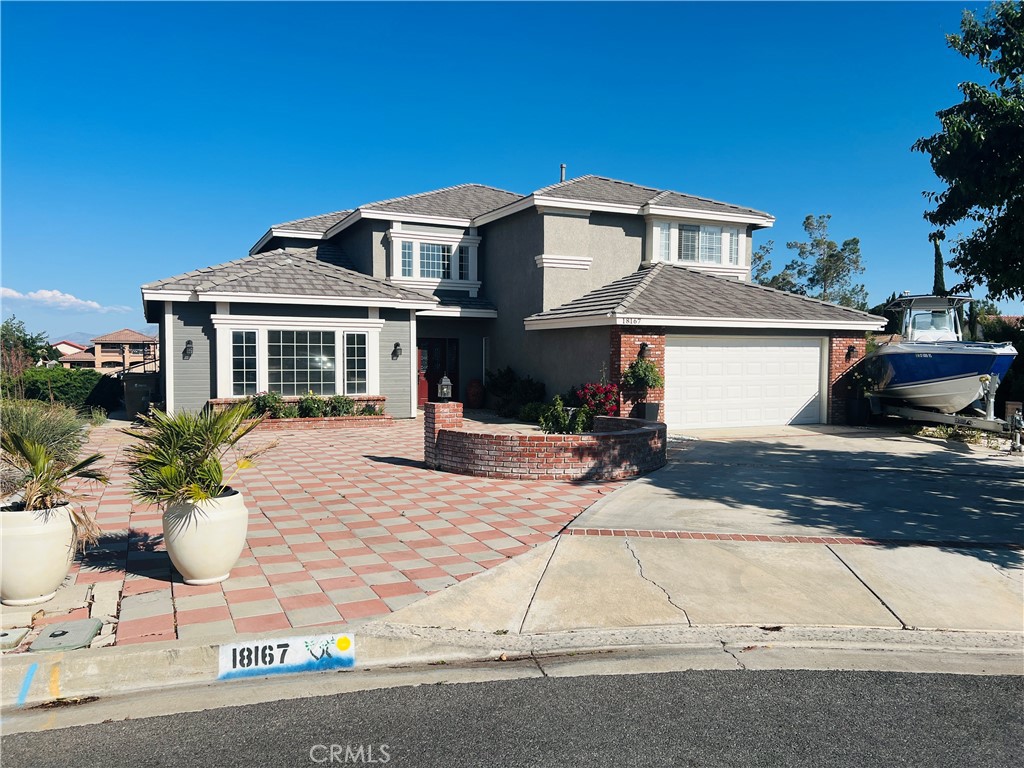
top-left (906, 309), bottom-right (959, 342)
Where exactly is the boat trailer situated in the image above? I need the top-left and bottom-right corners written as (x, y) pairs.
top-left (869, 374), bottom-right (1024, 452)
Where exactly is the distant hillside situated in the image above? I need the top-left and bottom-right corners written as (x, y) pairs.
top-left (50, 326), bottom-right (158, 345)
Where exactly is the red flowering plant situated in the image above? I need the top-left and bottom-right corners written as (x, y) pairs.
top-left (574, 382), bottom-right (619, 417)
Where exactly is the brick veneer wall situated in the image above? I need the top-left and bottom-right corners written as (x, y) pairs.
top-left (827, 332), bottom-right (868, 424)
top-left (424, 402), bottom-right (666, 481)
top-left (610, 327), bottom-right (666, 420)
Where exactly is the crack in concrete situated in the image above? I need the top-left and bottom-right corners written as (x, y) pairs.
top-left (529, 651), bottom-right (549, 677)
top-left (826, 544), bottom-right (910, 630)
top-left (518, 538), bottom-right (561, 635)
top-left (989, 562), bottom-right (1018, 584)
top-left (719, 639), bottom-right (746, 670)
top-left (623, 539), bottom-right (692, 627)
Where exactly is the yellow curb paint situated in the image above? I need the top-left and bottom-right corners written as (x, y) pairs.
top-left (49, 664), bottom-right (61, 699)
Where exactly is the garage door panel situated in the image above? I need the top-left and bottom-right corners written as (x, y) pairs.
top-left (664, 336), bottom-right (824, 429)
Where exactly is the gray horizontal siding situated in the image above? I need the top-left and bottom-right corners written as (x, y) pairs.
top-left (170, 301), bottom-right (216, 413)
top-left (380, 309), bottom-right (414, 418)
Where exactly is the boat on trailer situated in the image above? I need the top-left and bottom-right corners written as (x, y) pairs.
top-left (863, 294), bottom-right (1017, 415)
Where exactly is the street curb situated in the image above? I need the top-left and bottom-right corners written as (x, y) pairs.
top-left (4, 622), bottom-right (1022, 709)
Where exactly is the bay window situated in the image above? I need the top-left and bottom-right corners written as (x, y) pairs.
top-left (387, 226), bottom-right (481, 296)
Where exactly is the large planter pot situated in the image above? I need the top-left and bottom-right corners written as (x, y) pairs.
top-left (1, 505), bottom-right (75, 606)
top-left (163, 488), bottom-right (248, 585)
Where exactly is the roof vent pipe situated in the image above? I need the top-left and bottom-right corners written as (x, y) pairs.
top-left (560, 163), bottom-right (566, 183)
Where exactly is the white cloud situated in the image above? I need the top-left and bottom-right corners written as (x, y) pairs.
top-left (0, 286), bottom-right (132, 313)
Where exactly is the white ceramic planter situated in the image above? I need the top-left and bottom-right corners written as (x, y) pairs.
top-left (1, 505), bottom-right (75, 606)
top-left (163, 488), bottom-right (249, 585)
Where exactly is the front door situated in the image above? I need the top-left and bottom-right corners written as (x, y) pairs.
top-left (417, 338), bottom-right (459, 405)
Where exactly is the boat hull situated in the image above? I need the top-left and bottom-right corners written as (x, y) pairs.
top-left (864, 341), bottom-right (1016, 414)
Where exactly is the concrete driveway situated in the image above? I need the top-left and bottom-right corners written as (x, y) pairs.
top-left (574, 426), bottom-right (1024, 547)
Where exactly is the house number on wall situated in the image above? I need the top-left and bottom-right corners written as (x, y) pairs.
top-left (618, 318), bottom-right (642, 325)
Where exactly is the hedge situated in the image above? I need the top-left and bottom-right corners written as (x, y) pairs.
top-left (16, 368), bottom-right (122, 412)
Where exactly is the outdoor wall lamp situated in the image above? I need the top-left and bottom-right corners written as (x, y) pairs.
top-left (438, 374), bottom-right (453, 402)
top-left (846, 344), bottom-right (857, 361)
top-left (638, 342), bottom-right (649, 360)
top-left (392, 342), bottom-right (402, 360)
top-left (182, 340), bottom-right (194, 360)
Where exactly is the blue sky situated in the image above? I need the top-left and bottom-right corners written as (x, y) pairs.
top-left (3, 1), bottom-right (1019, 341)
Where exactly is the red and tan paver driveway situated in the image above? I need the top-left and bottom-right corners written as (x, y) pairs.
top-left (55, 418), bottom-right (619, 647)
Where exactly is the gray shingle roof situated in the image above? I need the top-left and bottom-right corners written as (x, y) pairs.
top-left (271, 210), bottom-right (352, 232)
top-left (527, 264), bottom-right (882, 326)
top-left (144, 247), bottom-right (436, 304)
top-left (534, 175), bottom-right (771, 219)
top-left (434, 294), bottom-right (498, 312)
top-left (360, 184), bottom-right (523, 219)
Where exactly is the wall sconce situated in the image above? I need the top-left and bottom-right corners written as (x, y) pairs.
top-left (846, 344), bottom-right (857, 362)
top-left (182, 340), bottom-right (194, 360)
top-left (638, 342), bottom-right (649, 360)
top-left (392, 342), bottom-right (402, 360)
top-left (437, 373), bottom-right (453, 402)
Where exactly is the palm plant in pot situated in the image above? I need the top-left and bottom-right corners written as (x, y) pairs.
top-left (0, 431), bottom-right (107, 606)
top-left (122, 402), bottom-right (273, 585)
top-left (621, 357), bottom-right (665, 421)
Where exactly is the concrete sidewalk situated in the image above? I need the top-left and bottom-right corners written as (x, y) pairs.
top-left (3, 426), bottom-right (1022, 714)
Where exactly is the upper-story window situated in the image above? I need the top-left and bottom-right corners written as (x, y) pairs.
top-left (387, 225), bottom-right (481, 297)
top-left (655, 222), bottom-right (744, 268)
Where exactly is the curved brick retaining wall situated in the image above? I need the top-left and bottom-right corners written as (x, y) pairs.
top-left (424, 402), bottom-right (666, 481)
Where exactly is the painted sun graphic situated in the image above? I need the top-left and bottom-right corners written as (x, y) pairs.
top-left (336, 636), bottom-right (352, 652)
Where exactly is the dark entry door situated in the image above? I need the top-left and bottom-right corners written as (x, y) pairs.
top-left (417, 338), bottom-right (459, 405)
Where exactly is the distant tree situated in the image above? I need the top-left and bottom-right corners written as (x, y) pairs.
top-left (1, 316), bottom-right (58, 371)
top-left (782, 215), bottom-right (868, 309)
top-left (930, 232), bottom-right (947, 295)
top-left (750, 240), bottom-right (775, 286)
top-left (912, 1), bottom-right (1024, 301)
top-left (868, 292), bottom-right (901, 333)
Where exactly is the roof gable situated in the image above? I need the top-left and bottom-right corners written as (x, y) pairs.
top-left (92, 329), bottom-right (157, 343)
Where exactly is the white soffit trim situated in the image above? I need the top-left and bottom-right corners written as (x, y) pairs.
top-left (210, 314), bottom-right (386, 331)
top-left (534, 254), bottom-right (593, 270)
top-left (323, 209), bottom-right (473, 240)
top-left (644, 205), bottom-right (775, 228)
top-left (525, 314), bottom-right (884, 331)
top-left (249, 228), bottom-right (325, 255)
top-left (418, 307), bottom-right (498, 318)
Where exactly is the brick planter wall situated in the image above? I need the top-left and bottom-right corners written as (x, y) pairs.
top-left (827, 332), bottom-right (868, 424)
top-left (208, 395), bottom-right (391, 429)
top-left (424, 402), bottom-right (666, 481)
top-left (611, 327), bottom-right (666, 420)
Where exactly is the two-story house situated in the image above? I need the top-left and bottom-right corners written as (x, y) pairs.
top-left (59, 329), bottom-right (159, 373)
top-left (141, 175), bottom-right (883, 429)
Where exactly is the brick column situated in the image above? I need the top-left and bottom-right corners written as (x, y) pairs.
top-left (611, 327), bottom-right (666, 419)
top-left (828, 332), bottom-right (868, 424)
top-left (424, 401), bottom-right (463, 469)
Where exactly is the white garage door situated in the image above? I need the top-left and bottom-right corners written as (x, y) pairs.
top-left (663, 336), bottom-right (825, 429)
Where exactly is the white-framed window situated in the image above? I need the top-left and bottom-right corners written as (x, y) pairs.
top-left (386, 225), bottom-right (482, 296)
top-left (232, 330), bottom-right (257, 396)
top-left (657, 221), bottom-right (745, 268)
top-left (213, 315), bottom-right (382, 400)
top-left (401, 241), bottom-right (413, 277)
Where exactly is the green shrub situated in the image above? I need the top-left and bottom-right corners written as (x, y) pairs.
top-left (0, 399), bottom-right (86, 466)
top-left (621, 359), bottom-right (664, 390)
top-left (485, 367), bottom-right (546, 417)
top-left (89, 407), bottom-right (107, 426)
top-left (538, 397), bottom-right (593, 434)
top-left (517, 401), bottom-right (548, 423)
top-left (327, 395), bottom-right (355, 416)
top-left (249, 391), bottom-right (285, 419)
top-left (20, 368), bottom-right (121, 411)
top-left (298, 392), bottom-right (328, 418)
top-left (280, 404), bottom-right (300, 419)
top-left (358, 402), bottom-right (382, 416)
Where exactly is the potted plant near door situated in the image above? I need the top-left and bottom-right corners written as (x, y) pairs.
top-left (0, 431), bottom-right (107, 605)
top-left (122, 402), bottom-right (273, 585)
top-left (621, 357), bottom-right (665, 421)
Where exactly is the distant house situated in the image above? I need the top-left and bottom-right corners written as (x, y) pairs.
top-left (52, 340), bottom-right (87, 357)
top-left (141, 175), bottom-right (884, 428)
top-left (59, 329), bottom-right (159, 373)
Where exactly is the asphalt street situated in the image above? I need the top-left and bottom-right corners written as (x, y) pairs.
top-left (3, 670), bottom-right (1021, 768)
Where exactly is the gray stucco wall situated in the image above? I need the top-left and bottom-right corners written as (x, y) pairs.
top-left (321, 219), bottom-right (389, 277)
top-left (542, 211), bottom-right (644, 311)
top-left (527, 326), bottom-right (612, 399)
top-left (380, 309), bottom-right (414, 418)
top-left (170, 301), bottom-right (216, 413)
top-left (477, 209), bottom-right (544, 379)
